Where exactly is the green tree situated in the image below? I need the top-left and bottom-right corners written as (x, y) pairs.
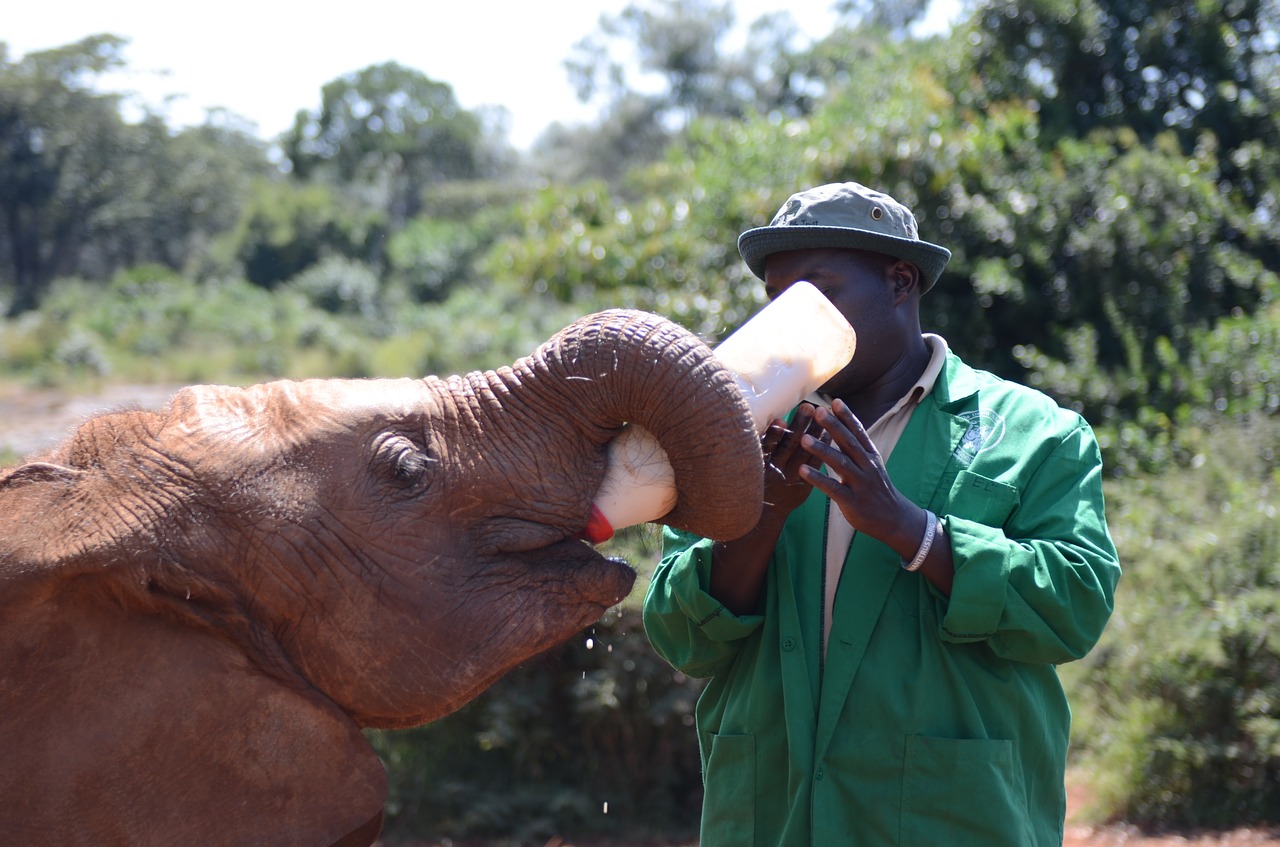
top-left (0, 36), bottom-right (132, 315)
top-left (553, 0), bottom-right (821, 182)
top-left (963, 0), bottom-right (1280, 202)
top-left (936, 0), bottom-right (1280, 457)
top-left (567, 0), bottom-right (739, 126)
top-left (99, 113), bottom-right (271, 276)
top-left (220, 179), bottom-right (387, 289)
top-left (283, 62), bottom-right (486, 226)
top-left (0, 36), bottom-right (273, 315)
top-left (532, 96), bottom-right (670, 185)
top-left (835, 0), bottom-right (932, 32)
top-left (153, 117), bottom-right (270, 267)
top-left (1064, 415), bottom-right (1280, 827)
top-left (385, 216), bottom-right (484, 304)
top-left (526, 0), bottom-right (1279, 470)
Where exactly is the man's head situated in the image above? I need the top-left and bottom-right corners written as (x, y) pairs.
top-left (739, 183), bottom-right (950, 399)
top-left (737, 182), bottom-right (950, 293)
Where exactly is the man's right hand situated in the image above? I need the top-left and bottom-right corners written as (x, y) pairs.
top-left (708, 403), bottom-right (824, 615)
top-left (760, 402), bottom-right (826, 519)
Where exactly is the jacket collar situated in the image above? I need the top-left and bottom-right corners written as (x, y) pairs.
top-left (931, 349), bottom-right (982, 412)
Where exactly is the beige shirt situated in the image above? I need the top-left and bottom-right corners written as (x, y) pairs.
top-left (813, 334), bottom-right (949, 652)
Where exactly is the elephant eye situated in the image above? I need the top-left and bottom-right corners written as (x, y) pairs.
top-left (375, 434), bottom-right (434, 489)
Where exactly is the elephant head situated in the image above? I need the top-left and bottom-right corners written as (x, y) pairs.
top-left (0, 309), bottom-right (762, 847)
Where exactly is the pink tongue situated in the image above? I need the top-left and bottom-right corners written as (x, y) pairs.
top-left (581, 504), bottom-right (615, 544)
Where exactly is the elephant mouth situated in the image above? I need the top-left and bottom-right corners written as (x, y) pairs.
top-left (530, 538), bottom-right (638, 612)
top-left (472, 519), bottom-right (638, 618)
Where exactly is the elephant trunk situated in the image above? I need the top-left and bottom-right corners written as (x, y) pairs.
top-left (519, 309), bottom-right (763, 541)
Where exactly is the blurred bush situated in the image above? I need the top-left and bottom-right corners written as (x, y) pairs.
top-left (0, 262), bottom-right (589, 387)
top-left (1063, 415), bottom-right (1280, 828)
top-left (283, 256), bottom-right (381, 320)
top-left (385, 216), bottom-right (484, 305)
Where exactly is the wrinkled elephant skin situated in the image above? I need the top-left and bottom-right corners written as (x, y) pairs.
top-left (0, 310), bottom-right (763, 847)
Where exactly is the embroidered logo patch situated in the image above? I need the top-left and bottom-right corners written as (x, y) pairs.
top-left (953, 410), bottom-right (1006, 463)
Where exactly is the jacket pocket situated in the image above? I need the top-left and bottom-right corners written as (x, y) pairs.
top-left (700, 732), bottom-right (754, 846)
top-left (900, 734), bottom-right (1033, 846)
top-left (946, 470), bottom-right (1019, 527)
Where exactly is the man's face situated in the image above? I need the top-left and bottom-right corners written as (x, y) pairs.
top-left (762, 247), bottom-right (909, 398)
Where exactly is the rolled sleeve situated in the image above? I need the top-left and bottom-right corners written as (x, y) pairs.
top-left (938, 515), bottom-right (1013, 642)
top-left (643, 528), bottom-right (764, 678)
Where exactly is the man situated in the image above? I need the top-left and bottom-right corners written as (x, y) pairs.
top-left (643, 182), bottom-right (1120, 846)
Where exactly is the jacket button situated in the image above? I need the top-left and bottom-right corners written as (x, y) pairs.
top-left (782, 637), bottom-right (795, 651)
top-left (816, 767), bottom-right (824, 781)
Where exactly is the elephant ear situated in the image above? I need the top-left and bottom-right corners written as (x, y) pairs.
top-left (2, 410), bottom-right (211, 567)
top-left (0, 460), bottom-right (91, 567)
top-left (0, 461), bottom-right (81, 488)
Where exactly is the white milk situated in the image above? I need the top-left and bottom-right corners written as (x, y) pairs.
top-left (586, 281), bottom-right (856, 541)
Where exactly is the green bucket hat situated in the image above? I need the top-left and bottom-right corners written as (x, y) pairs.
top-left (738, 182), bottom-right (951, 292)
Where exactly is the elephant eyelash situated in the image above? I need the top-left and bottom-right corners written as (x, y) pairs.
top-left (393, 449), bottom-right (434, 485)
top-left (376, 434), bottom-right (436, 488)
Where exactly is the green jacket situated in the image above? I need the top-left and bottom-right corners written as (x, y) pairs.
top-left (643, 352), bottom-right (1120, 847)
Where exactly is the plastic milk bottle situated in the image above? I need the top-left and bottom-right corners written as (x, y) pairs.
top-left (584, 281), bottom-right (857, 542)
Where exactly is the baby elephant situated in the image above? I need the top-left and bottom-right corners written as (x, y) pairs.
top-left (0, 309), bottom-right (762, 847)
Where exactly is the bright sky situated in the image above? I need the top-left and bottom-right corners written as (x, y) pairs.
top-left (4, 0), bottom-right (961, 150)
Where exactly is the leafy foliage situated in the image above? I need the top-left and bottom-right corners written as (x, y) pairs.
top-left (0, 36), bottom-right (269, 315)
top-left (385, 216), bottom-right (481, 304)
top-left (0, 36), bottom-right (134, 315)
top-left (965, 0), bottom-right (1280, 162)
top-left (553, 0), bottom-right (836, 183)
top-left (284, 256), bottom-right (382, 319)
top-left (219, 179), bottom-right (388, 289)
top-left (284, 62), bottom-right (487, 225)
top-left (1064, 416), bottom-right (1280, 827)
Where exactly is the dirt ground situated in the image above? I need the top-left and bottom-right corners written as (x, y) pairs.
top-left (0, 380), bottom-right (182, 460)
top-left (378, 790), bottom-right (1280, 847)
top-left (381, 792), bottom-right (1280, 847)
top-left (1060, 776), bottom-right (1280, 847)
top-left (3, 382), bottom-right (1277, 847)
top-left (1063, 826), bottom-right (1280, 846)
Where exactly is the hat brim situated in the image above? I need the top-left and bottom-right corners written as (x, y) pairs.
top-left (738, 225), bottom-right (951, 292)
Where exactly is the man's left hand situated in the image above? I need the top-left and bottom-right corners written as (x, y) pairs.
top-left (798, 398), bottom-right (928, 559)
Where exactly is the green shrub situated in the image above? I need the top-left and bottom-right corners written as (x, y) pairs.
top-left (385, 216), bottom-right (483, 304)
top-left (50, 329), bottom-right (111, 379)
top-left (394, 283), bottom-right (588, 378)
top-left (220, 180), bottom-right (388, 289)
top-left (0, 310), bottom-right (56, 374)
top-left (282, 256), bottom-right (380, 319)
top-left (102, 264), bottom-right (201, 353)
top-left (1065, 415), bottom-right (1280, 828)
